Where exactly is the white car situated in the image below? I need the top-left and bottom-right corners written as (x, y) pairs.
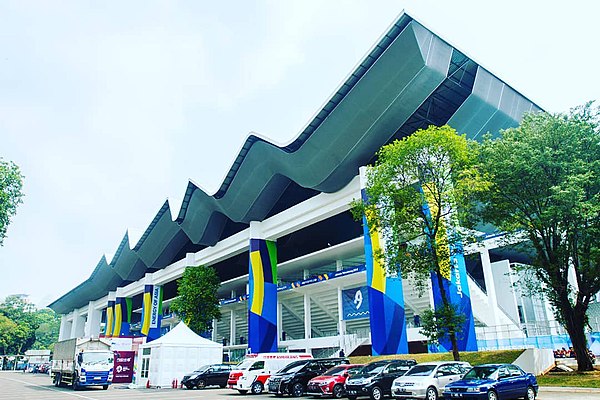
top-left (391, 361), bottom-right (471, 400)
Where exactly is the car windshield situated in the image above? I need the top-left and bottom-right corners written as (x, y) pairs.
top-left (463, 366), bottom-right (498, 380)
top-left (360, 363), bottom-right (385, 375)
top-left (323, 366), bottom-right (348, 376)
top-left (236, 360), bottom-right (254, 370)
top-left (193, 365), bottom-right (210, 373)
top-left (405, 365), bottom-right (436, 376)
top-left (82, 352), bottom-right (113, 365)
top-left (279, 361), bottom-right (308, 374)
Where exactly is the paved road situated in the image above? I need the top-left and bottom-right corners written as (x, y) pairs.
top-left (1, 371), bottom-right (598, 400)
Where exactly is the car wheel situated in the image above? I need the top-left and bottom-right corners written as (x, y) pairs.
top-left (426, 386), bottom-right (438, 400)
top-left (333, 384), bottom-right (344, 399)
top-left (196, 379), bottom-right (206, 389)
top-left (292, 382), bottom-right (304, 397)
top-left (251, 381), bottom-right (264, 394)
top-left (348, 396), bottom-right (357, 400)
top-left (525, 386), bottom-right (536, 400)
top-left (370, 386), bottom-right (382, 400)
top-left (238, 390), bottom-right (248, 394)
top-left (220, 384), bottom-right (227, 388)
top-left (487, 390), bottom-right (498, 400)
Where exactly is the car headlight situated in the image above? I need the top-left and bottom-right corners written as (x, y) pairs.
top-left (80, 369), bottom-right (86, 375)
top-left (319, 381), bottom-right (330, 386)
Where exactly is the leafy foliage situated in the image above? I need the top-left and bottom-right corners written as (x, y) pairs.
top-left (0, 295), bottom-right (59, 354)
top-left (0, 159), bottom-right (24, 246)
top-left (170, 265), bottom-right (221, 335)
top-left (419, 303), bottom-right (466, 346)
top-left (353, 125), bottom-right (485, 360)
top-left (476, 102), bottom-right (600, 371)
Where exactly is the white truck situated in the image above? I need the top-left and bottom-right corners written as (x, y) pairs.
top-left (51, 338), bottom-right (114, 390)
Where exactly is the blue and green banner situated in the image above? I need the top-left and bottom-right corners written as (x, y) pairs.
top-left (248, 238), bottom-right (278, 353)
top-left (112, 297), bottom-right (133, 337)
top-left (362, 188), bottom-right (409, 355)
top-left (104, 300), bottom-right (115, 338)
top-left (422, 186), bottom-right (477, 352)
top-left (141, 285), bottom-right (163, 341)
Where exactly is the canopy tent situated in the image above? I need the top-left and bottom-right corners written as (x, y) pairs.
top-left (137, 322), bottom-right (223, 388)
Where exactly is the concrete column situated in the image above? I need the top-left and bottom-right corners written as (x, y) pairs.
top-left (304, 293), bottom-right (311, 339)
top-left (84, 301), bottom-right (102, 337)
top-left (212, 318), bottom-right (218, 342)
top-left (70, 309), bottom-right (85, 338)
top-left (336, 260), bottom-right (343, 271)
top-left (59, 315), bottom-right (71, 341)
top-left (480, 249), bottom-right (500, 326)
top-left (337, 287), bottom-right (346, 336)
top-left (277, 302), bottom-right (283, 341)
top-left (230, 309), bottom-right (236, 346)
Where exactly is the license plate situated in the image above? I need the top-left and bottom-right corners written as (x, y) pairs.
top-left (451, 394), bottom-right (462, 398)
top-left (94, 377), bottom-right (102, 380)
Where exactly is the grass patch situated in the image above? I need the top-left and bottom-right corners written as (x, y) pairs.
top-left (537, 371), bottom-right (600, 388)
top-left (349, 349), bottom-right (524, 366)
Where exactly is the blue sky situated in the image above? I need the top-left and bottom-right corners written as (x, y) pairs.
top-left (1, 0), bottom-right (598, 308)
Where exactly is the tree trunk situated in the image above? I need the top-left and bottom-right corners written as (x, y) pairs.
top-left (436, 270), bottom-right (460, 361)
top-left (563, 303), bottom-right (594, 371)
top-left (450, 333), bottom-right (460, 361)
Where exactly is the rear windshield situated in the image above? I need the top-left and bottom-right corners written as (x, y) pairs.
top-left (405, 365), bottom-right (436, 376)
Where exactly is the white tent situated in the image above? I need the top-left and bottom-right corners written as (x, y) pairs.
top-left (137, 322), bottom-right (223, 388)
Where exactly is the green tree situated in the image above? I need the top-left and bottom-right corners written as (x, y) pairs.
top-left (0, 314), bottom-right (18, 354)
top-left (353, 125), bottom-right (484, 360)
top-left (0, 295), bottom-right (38, 353)
top-left (0, 159), bottom-right (24, 246)
top-left (33, 309), bottom-right (61, 350)
top-left (477, 102), bottom-right (600, 371)
top-left (170, 265), bottom-right (222, 335)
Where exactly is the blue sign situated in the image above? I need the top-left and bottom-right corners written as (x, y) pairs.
top-left (342, 286), bottom-right (370, 320)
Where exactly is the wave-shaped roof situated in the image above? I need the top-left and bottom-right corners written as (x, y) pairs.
top-left (49, 12), bottom-right (541, 314)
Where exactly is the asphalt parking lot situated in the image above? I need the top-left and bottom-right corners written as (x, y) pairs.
top-left (1, 371), bottom-right (600, 400)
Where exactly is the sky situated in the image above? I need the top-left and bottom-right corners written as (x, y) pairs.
top-left (0, 0), bottom-right (598, 309)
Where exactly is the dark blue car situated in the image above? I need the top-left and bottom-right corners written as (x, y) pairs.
top-left (442, 364), bottom-right (537, 400)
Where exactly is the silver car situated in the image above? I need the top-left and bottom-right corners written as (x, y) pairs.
top-left (391, 361), bottom-right (471, 400)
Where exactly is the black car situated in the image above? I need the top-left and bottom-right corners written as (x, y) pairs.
top-left (268, 357), bottom-right (349, 397)
top-left (344, 360), bottom-right (417, 400)
top-left (182, 364), bottom-right (233, 389)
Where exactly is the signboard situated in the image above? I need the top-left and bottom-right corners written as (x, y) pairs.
top-left (112, 351), bottom-right (135, 383)
top-left (150, 286), bottom-right (161, 328)
top-left (342, 286), bottom-right (370, 320)
top-left (110, 337), bottom-right (133, 352)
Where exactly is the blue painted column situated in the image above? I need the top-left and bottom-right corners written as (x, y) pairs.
top-left (360, 167), bottom-right (409, 355)
top-left (248, 222), bottom-right (278, 353)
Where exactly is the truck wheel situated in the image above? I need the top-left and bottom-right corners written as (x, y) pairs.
top-left (72, 380), bottom-right (80, 391)
top-left (251, 381), bottom-right (264, 394)
top-left (103, 385), bottom-right (109, 390)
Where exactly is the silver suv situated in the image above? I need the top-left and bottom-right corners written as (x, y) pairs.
top-left (391, 361), bottom-right (471, 400)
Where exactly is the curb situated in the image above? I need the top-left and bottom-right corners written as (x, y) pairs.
top-left (540, 386), bottom-right (600, 393)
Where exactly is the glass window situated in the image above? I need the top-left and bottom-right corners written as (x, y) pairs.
top-left (507, 365), bottom-right (522, 377)
top-left (249, 361), bottom-right (265, 371)
top-left (142, 348), bottom-right (151, 356)
top-left (406, 365), bottom-right (436, 376)
top-left (141, 358), bottom-right (150, 378)
top-left (463, 366), bottom-right (498, 380)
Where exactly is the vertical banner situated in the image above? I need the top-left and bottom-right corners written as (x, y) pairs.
top-left (342, 287), bottom-right (370, 320)
top-left (105, 300), bottom-right (115, 338)
top-left (422, 186), bottom-right (477, 352)
top-left (113, 297), bottom-right (133, 337)
top-left (248, 238), bottom-right (278, 353)
top-left (141, 285), bottom-right (163, 341)
top-left (360, 169), bottom-right (409, 355)
top-left (113, 351), bottom-right (136, 383)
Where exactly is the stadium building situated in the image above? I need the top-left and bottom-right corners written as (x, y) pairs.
top-left (50, 12), bottom-right (581, 362)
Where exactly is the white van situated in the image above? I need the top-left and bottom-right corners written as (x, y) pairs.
top-left (228, 353), bottom-right (313, 394)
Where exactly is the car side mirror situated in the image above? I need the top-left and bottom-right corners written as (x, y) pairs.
top-left (343, 372), bottom-right (349, 377)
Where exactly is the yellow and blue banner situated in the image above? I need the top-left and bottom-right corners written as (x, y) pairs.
top-left (112, 297), bottom-right (133, 337)
top-left (421, 186), bottom-right (477, 352)
top-left (248, 238), bottom-right (278, 353)
top-left (141, 284), bottom-right (163, 341)
top-left (104, 300), bottom-right (115, 338)
top-left (362, 188), bottom-right (409, 355)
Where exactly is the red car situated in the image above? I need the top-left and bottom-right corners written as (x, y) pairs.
top-left (307, 364), bottom-right (364, 398)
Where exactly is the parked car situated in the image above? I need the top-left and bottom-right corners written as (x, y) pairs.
top-left (391, 361), bottom-right (471, 400)
top-left (442, 364), bottom-right (538, 400)
top-left (267, 357), bottom-right (349, 397)
top-left (182, 364), bottom-right (233, 389)
top-left (307, 364), bottom-right (364, 398)
top-left (344, 359), bottom-right (417, 400)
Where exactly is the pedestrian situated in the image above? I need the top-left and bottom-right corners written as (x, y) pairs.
top-left (339, 349), bottom-right (345, 357)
